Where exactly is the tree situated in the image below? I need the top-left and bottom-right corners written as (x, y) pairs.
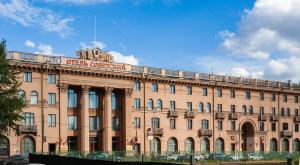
top-left (0, 40), bottom-right (27, 136)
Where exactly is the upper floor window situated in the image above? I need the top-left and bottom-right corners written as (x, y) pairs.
top-left (89, 116), bottom-right (100, 131)
top-left (230, 105), bottom-right (235, 113)
top-left (217, 104), bottom-right (222, 113)
top-left (230, 121), bottom-right (236, 130)
top-left (48, 93), bottom-right (56, 105)
top-left (281, 108), bottom-right (285, 116)
top-left (112, 117), bottom-right (120, 130)
top-left (170, 119), bottom-right (176, 129)
top-left (259, 93), bottom-right (264, 101)
top-left (282, 123), bottom-right (288, 130)
top-left (48, 74), bottom-right (56, 84)
top-left (68, 115), bottom-right (77, 130)
top-left (286, 108), bottom-right (290, 117)
top-left (206, 103), bottom-right (211, 113)
top-left (134, 98), bottom-right (141, 110)
top-left (68, 89), bottom-right (77, 108)
top-left (216, 89), bottom-right (222, 97)
top-left (48, 114), bottom-right (56, 127)
top-left (151, 117), bottom-right (160, 129)
top-left (134, 81), bottom-right (141, 91)
top-left (296, 109), bottom-right (299, 116)
top-left (22, 112), bottom-right (34, 125)
top-left (271, 123), bottom-right (276, 132)
top-left (198, 102), bottom-right (203, 113)
top-left (147, 99), bottom-right (153, 110)
top-left (187, 86), bottom-right (192, 95)
top-left (201, 119), bottom-right (209, 129)
top-left (170, 85), bottom-right (175, 94)
top-left (271, 94), bottom-right (276, 101)
top-left (283, 95), bottom-right (288, 102)
top-left (230, 90), bottom-right (235, 98)
top-left (245, 92), bottom-right (251, 100)
top-left (202, 88), bottom-right (208, 96)
top-left (242, 105), bottom-right (247, 114)
top-left (187, 102), bottom-right (192, 111)
top-left (134, 117), bottom-right (141, 128)
top-left (295, 123), bottom-right (299, 132)
top-left (156, 99), bottom-right (162, 110)
top-left (295, 96), bottom-right (299, 103)
top-left (24, 72), bottom-right (32, 82)
top-left (259, 122), bottom-right (264, 131)
top-left (89, 91), bottom-right (99, 108)
top-left (217, 121), bottom-right (223, 130)
top-left (18, 90), bottom-right (26, 102)
top-left (170, 101), bottom-right (176, 111)
top-left (259, 107), bottom-right (264, 115)
top-left (249, 105), bottom-right (254, 115)
top-left (152, 83), bottom-right (158, 92)
top-left (111, 93), bottom-right (118, 110)
top-left (271, 107), bottom-right (276, 115)
top-left (187, 119), bottom-right (193, 130)
top-left (30, 91), bottom-right (38, 104)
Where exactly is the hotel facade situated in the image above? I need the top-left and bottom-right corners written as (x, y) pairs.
top-left (1, 48), bottom-right (300, 156)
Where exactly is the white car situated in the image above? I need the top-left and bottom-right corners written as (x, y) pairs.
top-left (194, 154), bottom-right (204, 161)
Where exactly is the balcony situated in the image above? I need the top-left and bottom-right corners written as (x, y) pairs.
top-left (168, 110), bottom-right (178, 118)
top-left (147, 128), bottom-right (164, 136)
top-left (270, 115), bottom-right (279, 121)
top-left (19, 125), bottom-right (37, 134)
top-left (281, 130), bottom-right (293, 137)
top-left (294, 116), bottom-right (300, 122)
top-left (215, 112), bottom-right (225, 120)
top-left (258, 114), bottom-right (267, 121)
top-left (198, 129), bottom-right (212, 137)
top-left (229, 113), bottom-right (238, 120)
top-left (184, 111), bottom-right (195, 118)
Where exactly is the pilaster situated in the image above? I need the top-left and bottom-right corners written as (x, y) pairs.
top-left (80, 85), bottom-right (91, 152)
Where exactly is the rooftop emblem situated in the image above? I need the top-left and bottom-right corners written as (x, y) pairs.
top-left (76, 47), bottom-right (114, 62)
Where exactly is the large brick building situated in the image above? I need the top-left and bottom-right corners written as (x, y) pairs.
top-left (1, 48), bottom-right (300, 156)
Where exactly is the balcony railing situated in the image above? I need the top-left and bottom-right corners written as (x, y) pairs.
top-left (198, 129), bottom-right (212, 137)
top-left (147, 128), bottom-right (164, 136)
top-left (184, 111), bottom-right (195, 118)
top-left (215, 112), bottom-right (225, 120)
top-left (168, 110), bottom-right (178, 118)
top-left (19, 125), bottom-right (37, 133)
top-left (258, 114), bottom-right (267, 121)
top-left (229, 113), bottom-right (238, 120)
top-left (270, 115), bottom-right (279, 121)
top-left (281, 130), bottom-right (293, 137)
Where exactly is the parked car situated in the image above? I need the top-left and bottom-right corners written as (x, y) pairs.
top-left (166, 154), bottom-right (179, 161)
top-left (177, 155), bottom-right (190, 161)
top-left (208, 153), bottom-right (233, 161)
top-left (3, 155), bottom-right (29, 165)
top-left (194, 154), bottom-right (205, 161)
top-left (248, 153), bottom-right (263, 160)
top-left (86, 153), bottom-right (110, 161)
top-left (152, 155), bottom-right (168, 161)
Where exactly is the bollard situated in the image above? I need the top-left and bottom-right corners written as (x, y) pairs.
top-left (190, 154), bottom-right (193, 165)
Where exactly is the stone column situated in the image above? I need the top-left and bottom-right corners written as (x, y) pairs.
top-left (80, 85), bottom-right (91, 153)
top-left (103, 87), bottom-right (113, 152)
top-left (58, 83), bottom-right (69, 152)
top-left (123, 88), bottom-right (133, 150)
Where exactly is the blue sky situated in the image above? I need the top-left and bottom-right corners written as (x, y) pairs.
top-left (1, 0), bottom-right (300, 82)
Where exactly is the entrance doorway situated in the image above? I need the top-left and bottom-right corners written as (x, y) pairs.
top-left (241, 122), bottom-right (255, 152)
top-left (48, 143), bottom-right (56, 154)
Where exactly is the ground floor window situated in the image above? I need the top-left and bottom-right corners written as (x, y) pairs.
top-left (112, 137), bottom-right (120, 151)
top-left (89, 137), bottom-right (99, 152)
top-left (67, 136), bottom-right (77, 152)
top-left (0, 136), bottom-right (9, 156)
top-left (294, 139), bottom-right (300, 151)
top-left (150, 138), bottom-right (161, 155)
top-left (282, 138), bottom-right (289, 152)
top-left (200, 138), bottom-right (210, 153)
top-left (21, 136), bottom-right (35, 155)
top-left (270, 138), bottom-right (278, 151)
top-left (216, 138), bottom-right (224, 153)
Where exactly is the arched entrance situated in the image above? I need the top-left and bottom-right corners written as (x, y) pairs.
top-left (21, 136), bottom-right (35, 156)
top-left (241, 122), bottom-right (255, 152)
top-left (0, 136), bottom-right (9, 156)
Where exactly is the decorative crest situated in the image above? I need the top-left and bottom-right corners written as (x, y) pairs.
top-left (76, 47), bottom-right (114, 62)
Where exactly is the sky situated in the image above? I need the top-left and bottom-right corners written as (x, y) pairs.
top-left (1, 0), bottom-right (300, 82)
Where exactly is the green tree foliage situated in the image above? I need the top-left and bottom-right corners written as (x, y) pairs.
top-left (0, 40), bottom-right (26, 136)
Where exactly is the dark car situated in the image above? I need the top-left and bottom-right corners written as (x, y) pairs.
top-left (208, 153), bottom-right (233, 161)
top-left (177, 155), bottom-right (190, 161)
top-left (3, 155), bottom-right (29, 165)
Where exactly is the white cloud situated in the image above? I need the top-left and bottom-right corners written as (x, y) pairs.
top-left (24, 40), bottom-right (64, 56)
top-left (25, 40), bottom-right (35, 48)
top-left (109, 51), bottom-right (138, 65)
top-left (0, 0), bottom-right (74, 37)
top-left (44, 0), bottom-right (112, 5)
top-left (80, 41), bottom-right (106, 49)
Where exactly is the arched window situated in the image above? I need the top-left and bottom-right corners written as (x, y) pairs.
top-left (184, 138), bottom-right (194, 154)
top-left (198, 102), bottom-right (203, 113)
top-left (249, 106), bottom-right (253, 115)
top-left (147, 99), bottom-right (153, 110)
top-left (156, 99), bottom-right (162, 110)
top-left (0, 136), bottom-right (9, 156)
top-left (18, 90), bottom-right (26, 102)
top-left (281, 108), bottom-right (285, 116)
top-left (270, 138), bottom-right (278, 151)
top-left (242, 105), bottom-right (247, 114)
top-left (89, 91), bottom-right (99, 108)
top-left (167, 137), bottom-right (178, 153)
top-left (282, 138), bottom-right (289, 152)
top-left (286, 108), bottom-right (290, 117)
top-left (68, 89), bottom-right (77, 108)
top-left (30, 91), bottom-right (38, 104)
top-left (294, 139), bottom-right (300, 151)
top-left (21, 136), bottom-right (35, 156)
top-left (216, 138), bottom-right (224, 153)
top-left (206, 103), bottom-right (211, 113)
top-left (200, 138), bottom-right (210, 153)
top-left (150, 137), bottom-right (161, 155)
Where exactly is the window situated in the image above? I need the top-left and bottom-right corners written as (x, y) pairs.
top-left (24, 72), bottom-right (32, 82)
top-left (187, 86), bottom-right (192, 95)
top-left (230, 121), bottom-right (235, 130)
top-left (202, 88), bottom-right (208, 96)
top-left (259, 93), bottom-right (264, 101)
top-left (48, 74), bottom-right (56, 84)
top-left (187, 119), bottom-right (193, 130)
top-left (230, 90), bottom-right (235, 98)
top-left (48, 93), bottom-right (56, 105)
top-left (68, 89), bottom-right (77, 108)
top-left (111, 93), bottom-right (118, 110)
top-left (271, 123), bottom-right (276, 132)
top-left (112, 117), bottom-right (120, 130)
top-left (230, 105), bottom-right (235, 113)
top-left (147, 99), bottom-right (153, 110)
top-left (187, 102), bottom-right (192, 111)
top-left (152, 83), bottom-right (158, 92)
top-left (170, 101), bottom-right (176, 111)
top-left (89, 91), bottom-right (99, 108)
top-left (198, 102), bottom-right (203, 113)
top-left (271, 107), bottom-right (276, 115)
top-left (271, 94), bottom-right (276, 101)
top-left (282, 123), bottom-right (288, 130)
top-left (201, 119), bottom-right (209, 129)
top-left (48, 114), bottom-right (56, 127)
top-left (295, 96), bottom-right (299, 103)
top-left (30, 91), bottom-right (38, 104)
top-left (259, 122), bottom-right (264, 131)
top-left (249, 106), bottom-right (254, 115)
top-left (217, 104), bottom-right (222, 113)
top-left (170, 119), bottom-right (176, 129)
top-left (286, 108), bottom-right (290, 117)
top-left (18, 90), bottom-right (26, 102)
top-left (156, 99), bottom-right (162, 110)
top-left (259, 107), bottom-right (264, 115)
top-left (134, 117), bottom-right (140, 128)
top-left (283, 95), bottom-right (288, 102)
top-left (295, 123), bottom-right (299, 132)
top-left (134, 81), bottom-right (140, 91)
top-left (22, 112), bottom-right (34, 125)
top-left (242, 105), bottom-right (247, 114)
top-left (296, 109), bottom-right (299, 116)
top-left (206, 103), bottom-right (211, 113)
top-left (151, 117), bottom-right (160, 129)
top-left (67, 136), bottom-right (77, 152)
top-left (68, 116), bottom-right (77, 130)
top-left (89, 116), bottom-right (100, 131)
top-left (245, 92), bottom-right (251, 100)
top-left (216, 89), bottom-right (222, 97)
top-left (281, 108), bottom-right (285, 116)
top-left (170, 85), bottom-right (175, 94)
top-left (134, 98), bottom-right (140, 110)
top-left (217, 121), bottom-right (222, 130)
